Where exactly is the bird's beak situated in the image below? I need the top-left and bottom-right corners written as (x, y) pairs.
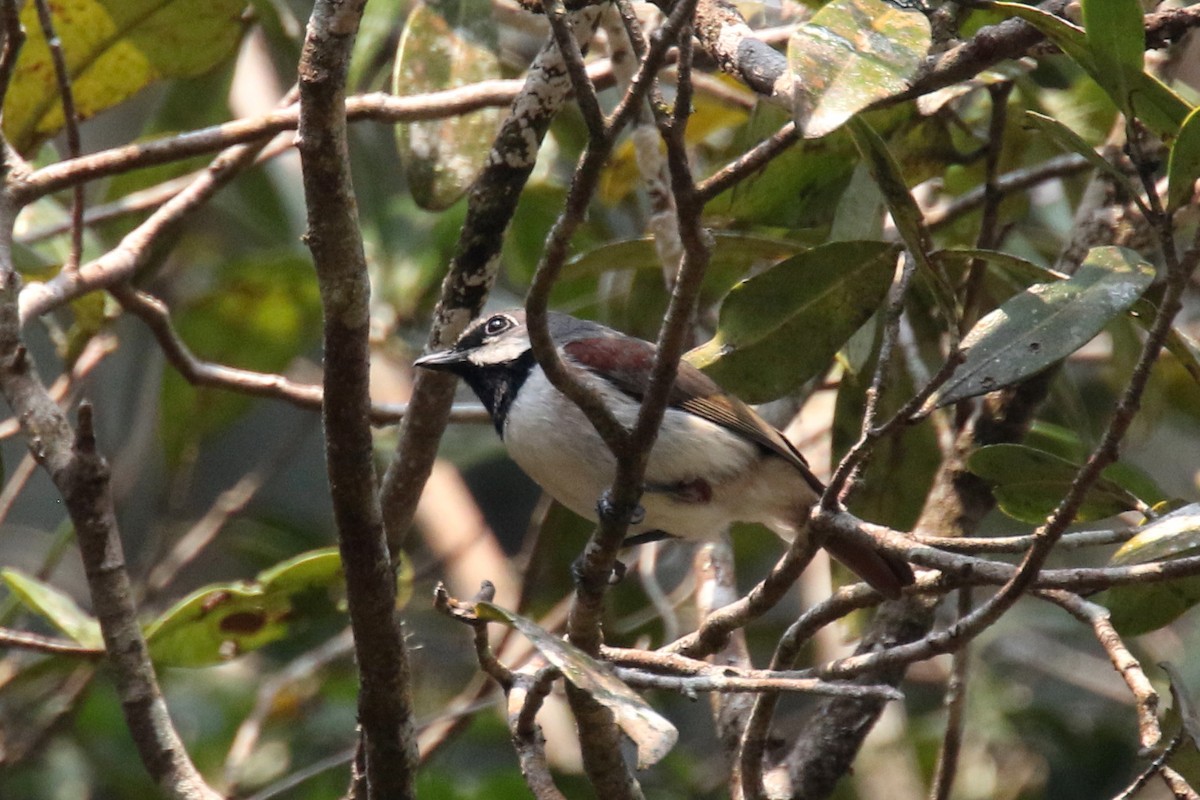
top-left (413, 348), bottom-right (468, 373)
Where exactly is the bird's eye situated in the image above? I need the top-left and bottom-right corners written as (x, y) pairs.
top-left (483, 315), bottom-right (512, 336)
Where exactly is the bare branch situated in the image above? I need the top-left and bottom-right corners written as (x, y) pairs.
top-left (18, 107), bottom-right (294, 325)
top-left (14, 66), bottom-right (615, 203)
top-left (0, 625), bottom-right (102, 657)
top-left (297, 2), bottom-right (417, 797)
top-left (0, 0), bottom-right (25, 113)
top-left (111, 284), bottom-right (490, 426)
top-left (379, 6), bottom-right (604, 555)
top-left (928, 588), bottom-right (973, 800)
top-left (1038, 590), bottom-right (1161, 752)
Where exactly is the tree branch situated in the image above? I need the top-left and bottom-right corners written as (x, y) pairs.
top-left (296, 2), bottom-right (417, 797)
top-left (0, 206), bottom-right (220, 797)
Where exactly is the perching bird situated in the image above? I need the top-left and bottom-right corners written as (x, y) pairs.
top-left (415, 309), bottom-right (913, 598)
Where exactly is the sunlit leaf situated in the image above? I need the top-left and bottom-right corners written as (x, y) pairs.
top-left (788, 0), bottom-right (931, 138)
top-left (2, 0), bottom-right (247, 155)
top-left (144, 547), bottom-right (385, 667)
top-left (394, 0), bottom-right (503, 210)
top-left (984, 2), bottom-right (1190, 138)
top-left (1167, 106), bottom-right (1200, 213)
top-left (476, 601), bottom-right (678, 769)
top-left (1, 569), bottom-right (102, 648)
top-left (967, 444), bottom-right (1144, 524)
top-left (686, 241), bottom-right (899, 402)
top-left (1104, 504), bottom-right (1200, 635)
top-left (928, 246), bottom-right (1155, 408)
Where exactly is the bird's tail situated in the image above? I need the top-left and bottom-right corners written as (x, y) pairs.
top-left (823, 536), bottom-right (914, 600)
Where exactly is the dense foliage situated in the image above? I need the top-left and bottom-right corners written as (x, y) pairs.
top-left (1, 0), bottom-right (1200, 798)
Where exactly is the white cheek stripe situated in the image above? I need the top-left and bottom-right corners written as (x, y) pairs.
top-left (467, 336), bottom-right (529, 366)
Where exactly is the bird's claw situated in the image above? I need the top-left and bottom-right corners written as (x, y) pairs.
top-left (596, 489), bottom-right (645, 525)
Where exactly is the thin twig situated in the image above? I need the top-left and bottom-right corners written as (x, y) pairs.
top-left (694, 122), bottom-right (797, 203)
top-left (378, 5), bottom-right (605, 555)
top-left (1038, 589), bottom-right (1161, 752)
top-left (31, 0), bottom-right (84, 273)
top-left (18, 91), bottom-right (298, 325)
top-left (111, 284), bottom-right (489, 426)
top-left (960, 81), bottom-right (1014, 333)
top-left (0, 626), bottom-right (102, 657)
top-left (928, 587), bottom-right (973, 800)
top-left (508, 665), bottom-right (568, 800)
top-left (14, 65), bottom-right (615, 204)
top-left (0, 0), bottom-right (26, 112)
top-left (926, 153), bottom-right (1091, 230)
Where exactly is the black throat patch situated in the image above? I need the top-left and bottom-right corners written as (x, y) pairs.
top-left (458, 350), bottom-right (536, 437)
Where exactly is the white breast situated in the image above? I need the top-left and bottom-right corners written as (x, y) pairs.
top-left (502, 369), bottom-right (816, 541)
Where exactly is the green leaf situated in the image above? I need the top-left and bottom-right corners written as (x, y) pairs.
top-left (934, 248), bottom-right (1065, 287)
top-left (1023, 112), bottom-right (1150, 215)
top-left (1104, 504), bottom-right (1200, 635)
top-left (967, 444), bottom-right (1143, 524)
top-left (145, 547), bottom-right (357, 667)
top-left (394, 0), bottom-right (503, 210)
top-left (686, 241), bottom-right (899, 402)
top-left (1161, 661), bottom-right (1200, 748)
top-left (847, 116), bottom-right (958, 324)
top-left (829, 162), bottom-right (885, 242)
top-left (788, 0), bottom-right (931, 138)
top-left (1167, 106), bottom-right (1200, 212)
top-left (1080, 0), bottom-right (1145, 119)
top-left (928, 246), bottom-right (1156, 408)
top-left (1, 569), bottom-right (102, 648)
top-left (2, 0), bottom-right (247, 155)
top-left (985, 1), bottom-right (1190, 138)
top-left (476, 602), bottom-right (678, 769)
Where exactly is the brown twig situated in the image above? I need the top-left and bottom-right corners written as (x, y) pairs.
top-left (0, 625), bottom-right (102, 657)
top-left (0, 252), bottom-right (221, 800)
top-left (1037, 590), bottom-right (1161, 752)
top-left (928, 587), bottom-right (973, 800)
top-left (0, 0), bottom-right (25, 113)
top-left (31, 0), bottom-right (83, 273)
top-left (1160, 766), bottom-right (1200, 800)
top-left (18, 98), bottom-right (295, 325)
top-left (661, 531), bottom-right (824, 659)
top-left (14, 66), bottom-right (614, 204)
top-left (111, 284), bottom-right (489, 426)
top-left (297, 2), bottom-right (417, 797)
top-left (926, 153), bottom-right (1091, 230)
top-left (378, 5), bottom-right (605, 556)
top-left (694, 121), bottom-right (797, 203)
top-left (508, 665), bottom-right (568, 800)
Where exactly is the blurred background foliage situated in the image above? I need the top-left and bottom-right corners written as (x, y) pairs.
top-left (0, 0), bottom-right (1199, 798)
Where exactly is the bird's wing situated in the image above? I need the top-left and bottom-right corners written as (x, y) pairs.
top-left (563, 336), bottom-right (825, 495)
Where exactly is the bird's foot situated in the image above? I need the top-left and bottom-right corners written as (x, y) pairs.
top-left (596, 489), bottom-right (645, 525)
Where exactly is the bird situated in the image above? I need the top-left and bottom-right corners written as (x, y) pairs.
top-left (415, 308), bottom-right (914, 598)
